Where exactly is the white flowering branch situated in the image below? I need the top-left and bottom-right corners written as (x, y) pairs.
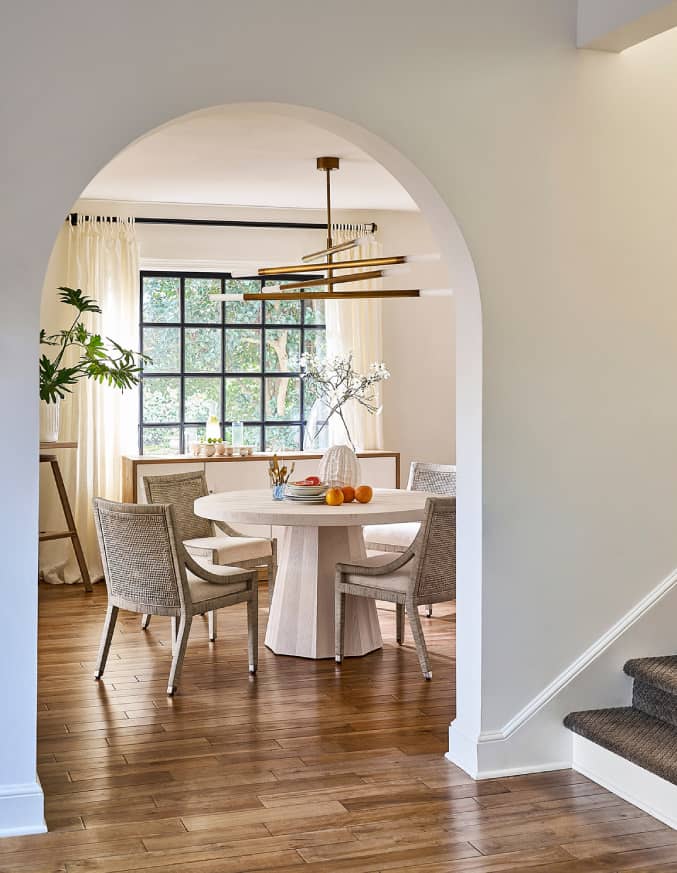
top-left (300, 352), bottom-right (390, 450)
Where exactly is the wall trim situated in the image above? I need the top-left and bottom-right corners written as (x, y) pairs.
top-left (573, 734), bottom-right (677, 830)
top-left (480, 565), bottom-right (677, 743)
top-left (0, 781), bottom-right (46, 838)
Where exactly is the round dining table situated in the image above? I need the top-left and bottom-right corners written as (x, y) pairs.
top-left (194, 488), bottom-right (429, 659)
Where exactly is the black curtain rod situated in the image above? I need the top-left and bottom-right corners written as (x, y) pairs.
top-left (68, 213), bottom-right (377, 232)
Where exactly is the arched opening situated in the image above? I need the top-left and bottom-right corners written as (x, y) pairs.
top-left (29, 101), bottom-right (482, 837)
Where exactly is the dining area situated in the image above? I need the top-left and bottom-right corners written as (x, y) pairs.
top-left (91, 451), bottom-right (457, 695)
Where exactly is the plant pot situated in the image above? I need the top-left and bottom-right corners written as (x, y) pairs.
top-left (203, 444), bottom-right (216, 457)
top-left (215, 443), bottom-right (226, 456)
top-left (40, 399), bottom-right (60, 443)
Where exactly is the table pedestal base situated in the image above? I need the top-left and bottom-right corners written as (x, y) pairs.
top-left (265, 525), bottom-right (382, 659)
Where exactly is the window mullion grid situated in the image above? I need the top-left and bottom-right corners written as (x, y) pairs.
top-left (179, 276), bottom-right (186, 453)
top-left (220, 275), bottom-right (226, 441)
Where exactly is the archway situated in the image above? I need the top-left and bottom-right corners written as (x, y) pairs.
top-left (5, 101), bottom-right (482, 836)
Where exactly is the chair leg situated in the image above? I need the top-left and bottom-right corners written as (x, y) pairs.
top-left (141, 613), bottom-right (151, 630)
top-left (335, 588), bottom-right (346, 664)
top-left (167, 614), bottom-right (192, 695)
top-left (426, 604), bottom-right (433, 618)
top-left (94, 604), bottom-right (118, 680)
top-left (396, 602), bottom-right (405, 645)
top-left (406, 600), bottom-right (432, 679)
top-left (267, 551), bottom-right (277, 609)
top-left (247, 577), bottom-right (258, 674)
top-left (208, 610), bottom-right (217, 642)
top-left (170, 616), bottom-right (178, 653)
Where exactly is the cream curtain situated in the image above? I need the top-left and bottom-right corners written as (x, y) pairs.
top-left (325, 227), bottom-right (384, 450)
top-left (40, 217), bottom-right (139, 583)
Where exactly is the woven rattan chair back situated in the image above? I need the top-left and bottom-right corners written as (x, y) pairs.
top-left (407, 462), bottom-right (456, 496)
top-left (93, 498), bottom-right (189, 612)
top-left (410, 496), bottom-right (456, 603)
top-left (143, 470), bottom-right (212, 542)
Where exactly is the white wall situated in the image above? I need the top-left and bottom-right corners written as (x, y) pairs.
top-left (5, 0), bottom-right (677, 834)
top-left (69, 199), bottom-right (454, 476)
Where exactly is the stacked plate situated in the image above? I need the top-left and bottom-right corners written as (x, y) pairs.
top-left (285, 481), bottom-right (328, 504)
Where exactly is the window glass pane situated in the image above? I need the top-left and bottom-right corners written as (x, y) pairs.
top-left (265, 376), bottom-right (300, 421)
top-left (303, 328), bottom-right (326, 360)
top-left (303, 376), bottom-right (320, 412)
top-left (142, 426), bottom-right (181, 455)
top-left (225, 279), bottom-right (261, 324)
top-left (142, 327), bottom-right (180, 373)
top-left (185, 277), bottom-right (222, 323)
top-left (184, 377), bottom-right (221, 423)
top-left (184, 425), bottom-right (206, 449)
top-left (265, 298), bottom-right (301, 325)
top-left (265, 425), bottom-right (301, 453)
top-left (244, 425), bottom-right (262, 451)
top-left (303, 297), bottom-right (326, 325)
top-left (185, 327), bottom-right (222, 372)
top-left (265, 328), bottom-right (301, 372)
top-left (142, 377), bottom-right (180, 423)
top-left (226, 329), bottom-right (261, 372)
top-left (225, 377), bottom-right (261, 422)
top-left (143, 276), bottom-right (180, 323)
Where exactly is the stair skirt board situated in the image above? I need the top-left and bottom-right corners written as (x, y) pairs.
top-left (573, 734), bottom-right (677, 830)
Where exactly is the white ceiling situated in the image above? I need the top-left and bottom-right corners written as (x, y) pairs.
top-left (82, 106), bottom-right (418, 212)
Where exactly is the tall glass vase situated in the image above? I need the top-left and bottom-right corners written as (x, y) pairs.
top-left (303, 397), bottom-right (331, 452)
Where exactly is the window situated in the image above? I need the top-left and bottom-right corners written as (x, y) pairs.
top-left (139, 272), bottom-right (326, 455)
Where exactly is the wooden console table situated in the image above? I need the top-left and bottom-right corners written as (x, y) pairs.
top-left (39, 441), bottom-right (92, 592)
top-left (122, 451), bottom-right (400, 504)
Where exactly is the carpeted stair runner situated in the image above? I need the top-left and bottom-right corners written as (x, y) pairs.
top-left (564, 655), bottom-right (677, 785)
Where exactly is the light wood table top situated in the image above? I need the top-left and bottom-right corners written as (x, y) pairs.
top-left (195, 487), bottom-right (428, 528)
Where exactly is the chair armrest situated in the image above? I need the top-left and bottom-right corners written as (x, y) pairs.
top-left (182, 547), bottom-right (255, 587)
top-left (337, 546), bottom-right (415, 578)
top-left (212, 519), bottom-right (245, 538)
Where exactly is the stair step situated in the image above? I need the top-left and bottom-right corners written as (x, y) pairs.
top-left (564, 707), bottom-right (677, 786)
top-left (624, 655), bottom-right (677, 695)
top-left (633, 680), bottom-right (677, 729)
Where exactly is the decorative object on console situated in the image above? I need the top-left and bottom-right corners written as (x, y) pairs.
top-left (301, 352), bottom-right (389, 451)
top-left (319, 444), bottom-right (361, 489)
top-left (205, 409), bottom-right (220, 441)
top-left (39, 287), bottom-right (147, 442)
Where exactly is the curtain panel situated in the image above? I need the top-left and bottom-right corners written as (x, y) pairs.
top-left (39, 217), bottom-right (139, 584)
top-left (325, 228), bottom-right (385, 451)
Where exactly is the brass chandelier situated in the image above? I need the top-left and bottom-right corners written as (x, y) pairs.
top-left (212, 156), bottom-right (425, 303)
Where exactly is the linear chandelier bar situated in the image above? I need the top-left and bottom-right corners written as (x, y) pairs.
top-left (246, 289), bottom-right (420, 301)
top-left (258, 254), bottom-right (407, 277)
top-left (302, 235), bottom-right (371, 263)
top-left (278, 270), bottom-right (383, 290)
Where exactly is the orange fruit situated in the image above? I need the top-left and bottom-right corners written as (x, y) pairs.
top-left (325, 487), bottom-right (345, 506)
top-left (341, 485), bottom-right (355, 503)
top-left (354, 485), bottom-right (373, 504)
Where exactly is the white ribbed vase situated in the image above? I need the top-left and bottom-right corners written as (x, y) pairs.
top-left (40, 399), bottom-right (60, 443)
top-left (319, 445), bottom-right (361, 488)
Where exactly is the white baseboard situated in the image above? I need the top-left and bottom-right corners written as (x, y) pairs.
top-left (0, 781), bottom-right (46, 838)
top-left (573, 734), bottom-right (677, 830)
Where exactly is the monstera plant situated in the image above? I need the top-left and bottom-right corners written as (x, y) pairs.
top-left (39, 286), bottom-right (147, 440)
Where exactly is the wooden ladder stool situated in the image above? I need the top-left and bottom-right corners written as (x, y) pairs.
top-left (39, 442), bottom-right (92, 592)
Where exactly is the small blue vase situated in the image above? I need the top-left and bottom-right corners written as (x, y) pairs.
top-left (272, 484), bottom-right (286, 501)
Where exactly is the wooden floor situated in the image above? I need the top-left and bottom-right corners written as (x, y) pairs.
top-left (2, 585), bottom-right (676, 872)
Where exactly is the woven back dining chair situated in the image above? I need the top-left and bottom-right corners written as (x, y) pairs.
top-left (336, 496), bottom-right (455, 679)
top-left (93, 498), bottom-right (258, 695)
top-left (365, 461), bottom-right (456, 617)
top-left (141, 470), bottom-right (276, 636)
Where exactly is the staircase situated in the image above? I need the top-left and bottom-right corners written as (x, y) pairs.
top-left (564, 656), bottom-right (677, 827)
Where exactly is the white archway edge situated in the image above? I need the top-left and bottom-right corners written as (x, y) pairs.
top-left (577, 0), bottom-right (677, 51)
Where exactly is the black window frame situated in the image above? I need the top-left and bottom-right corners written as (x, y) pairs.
top-left (138, 270), bottom-right (325, 455)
